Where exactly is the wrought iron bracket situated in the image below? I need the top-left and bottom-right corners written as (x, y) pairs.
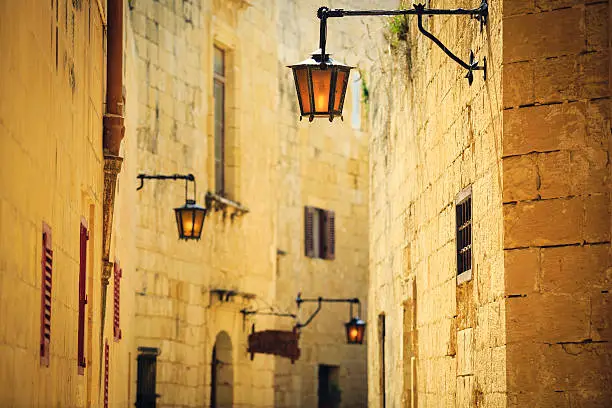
top-left (294, 292), bottom-right (362, 330)
top-left (316, 0), bottom-right (488, 85)
top-left (136, 173), bottom-right (198, 203)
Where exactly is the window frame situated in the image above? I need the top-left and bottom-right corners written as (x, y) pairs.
top-left (304, 206), bottom-right (335, 260)
top-left (213, 45), bottom-right (226, 196)
top-left (455, 186), bottom-right (473, 284)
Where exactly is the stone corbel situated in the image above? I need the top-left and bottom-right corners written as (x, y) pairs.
top-left (205, 191), bottom-right (249, 220)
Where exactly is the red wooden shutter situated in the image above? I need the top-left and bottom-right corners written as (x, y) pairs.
top-left (78, 218), bottom-right (89, 374)
top-left (324, 210), bottom-right (335, 260)
top-left (40, 222), bottom-right (53, 367)
top-left (304, 207), bottom-right (315, 258)
top-left (113, 261), bottom-right (122, 341)
top-left (104, 339), bottom-right (109, 408)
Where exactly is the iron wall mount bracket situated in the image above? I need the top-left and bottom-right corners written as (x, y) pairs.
top-left (294, 293), bottom-right (362, 330)
top-left (317, 0), bottom-right (488, 85)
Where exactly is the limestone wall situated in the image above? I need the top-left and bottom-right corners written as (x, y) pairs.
top-left (368, 0), bottom-right (505, 406)
top-left (274, 1), bottom-right (394, 406)
top-left (0, 1), bottom-right (136, 406)
top-left (126, 0), bottom-right (279, 406)
top-left (502, 1), bottom-right (612, 405)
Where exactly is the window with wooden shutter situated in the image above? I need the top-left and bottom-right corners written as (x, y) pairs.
top-left (305, 207), bottom-right (336, 260)
top-left (40, 222), bottom-right (53, 367)
top-left (113, 261), bottom-right (122, 342)
top-left (304, 206), bottom-right (315, 258)
top-left (323, 210), bottom-right (335, 260)
top-left (104, 339), bottom-right (109, 408)
top-left (78, 218), bottom-right (89, 374)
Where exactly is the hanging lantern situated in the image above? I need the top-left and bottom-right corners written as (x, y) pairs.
top-left (174, 199), bottom-right (207, 240)
top-left (289, 50), bottom-right (353, 122)
top-left (345, 317), bottom-right (366, 345)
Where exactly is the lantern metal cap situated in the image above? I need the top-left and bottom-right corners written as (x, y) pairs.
top-left (288, 49), bottom-right (354, 69)
top-left (176, 199), bottom-right (206, 211)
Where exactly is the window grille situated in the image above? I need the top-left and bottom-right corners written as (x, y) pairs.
top-left (456, 188), bottom-right (472, 278)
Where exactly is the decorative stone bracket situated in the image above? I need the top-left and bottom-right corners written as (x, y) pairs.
top-left (205, 192), bottom-right (249, 219)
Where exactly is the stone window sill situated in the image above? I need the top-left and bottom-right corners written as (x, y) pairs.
top-left (456, 269), bottom-right (472, 285)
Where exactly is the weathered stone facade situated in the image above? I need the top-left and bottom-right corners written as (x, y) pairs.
top-left (274, 1), bottom-right (394, 406)
top-left (0, 1), bottom-right (137, 406)
top-left (368, 0), bottom-right (611, 407)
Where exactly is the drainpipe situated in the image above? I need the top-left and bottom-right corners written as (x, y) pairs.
top-left (101, 0), bottom-right (124, 372)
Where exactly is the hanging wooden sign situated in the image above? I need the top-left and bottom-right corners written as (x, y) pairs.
top-left (248, 329), bottom-right (300, 363)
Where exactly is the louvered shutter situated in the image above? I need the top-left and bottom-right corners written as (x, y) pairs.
top-left (324, 210), bottom-right (335, 260)
top-left (304, 207), bottom-right (315, 258)
top-left (78, 218), bottom-right (89, 374)
top-left (104, 339), bottom-right (109, 408)
top-left (40, 223), bottom-right (53, 367)
top-left (113, 261), bottom-right (122, 341)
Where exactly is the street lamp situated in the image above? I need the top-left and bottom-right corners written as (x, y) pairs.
top-left (289, 1), bottom-right (488, 121)
top-left (289, 50), bottom-right (352, 122)
top-left (137, 173), bottom-right (207, 240)
top-left (295, 293), bottom-right (366, 345)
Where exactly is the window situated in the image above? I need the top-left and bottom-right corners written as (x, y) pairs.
top-left (318, 365), bottom-right (341, 408)
top-left (40, 222), bottom-right (53, 367)
top-left (136, 347), bottom-right (160, 408)
top-left (113, 261), bottom-right (122, 341)
top-left (378, 314), bottom-right (386, 408)
top-left (214, 46), bottom-right (226, 195)
top-left (304, 207), bottom-right (335, 260)
top-left (456, 187), bottom-right (472, 282)
top-left (78, 218), bottom-right (89, 374)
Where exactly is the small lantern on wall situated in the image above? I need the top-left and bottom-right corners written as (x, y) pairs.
top-left (137, 173), bottom-right (207, 240)
top-left (345, 317), bottom-right (366, 345)
top-left (174, 199), bottom-right (207, 240)
top-left (295, 293), bottom-right (366, 345)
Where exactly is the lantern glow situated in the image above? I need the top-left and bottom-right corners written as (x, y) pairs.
top-left (288, 50), bottom-right (353, 122)
top-left (345, 317), bottom-right (366, 345)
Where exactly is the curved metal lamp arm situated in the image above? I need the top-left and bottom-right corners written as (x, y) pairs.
top-left (295, 293), bottom-right (361, 329)
top-left (316, 1), bottom-right (488, 84)
top-left (136, 173), bottom-right (197, 202)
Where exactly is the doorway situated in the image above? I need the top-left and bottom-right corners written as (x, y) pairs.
top-left (318, 364), bottom-right (341, 408)
top-left (210, 331), bottom-right (233, 408)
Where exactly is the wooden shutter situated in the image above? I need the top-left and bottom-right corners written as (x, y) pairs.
top-left (104, 339), bottom-right (109, 408)
top-left (40, 222), bottom-right (53, 367)
top-left (323, 210), bottom-right (335, 260)
top-left (78, 218), bottom-right (89, 374)
top-left (113, 261), bottom-right (122, 341)
top-left (304, 207), bottom-right (315, 258)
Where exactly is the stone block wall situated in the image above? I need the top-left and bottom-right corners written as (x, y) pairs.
top-left (274, 1), bottom-right (394, 406)
top-left (0, 1), bottom-right (136, 406)
top-left (502, 1), bottom-right (612, 406)
top-left (368, 0), bottom-right (505, 406)
top-left (126, 0), bottom-right (279, 406)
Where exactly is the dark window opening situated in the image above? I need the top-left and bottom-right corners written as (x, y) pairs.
top-left (304, 206), bottom-right (335, 260)
top-left (78, 218), bottom-right (89, 374)
top-left (378, 314), bottom-right (386, 408)
top-left (136, 347), bottom-right (160, 408)
top-left (318, 365), bottom-right (341, 408)
top-left (456, 188), bottom-right (472, 276)
top-left (214, 46), bottom-right (226, 196)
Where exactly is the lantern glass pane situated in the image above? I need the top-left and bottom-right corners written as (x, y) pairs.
top-left (334, 69), bottom-right (349, 111)
top-left (175, 210), bottom-right (184, 238)
top-left (294, 68), bottom-right (312, 114)
top-left (180, 209), bottom-right (196, 238)
top-left (311, 69), bottom-right (332, 113)
top-left (192, 208), bottom-right (206, 237)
